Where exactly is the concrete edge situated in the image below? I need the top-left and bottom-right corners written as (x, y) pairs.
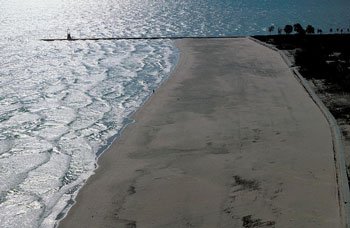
top-left (249, 36), bottom-right (350, 228)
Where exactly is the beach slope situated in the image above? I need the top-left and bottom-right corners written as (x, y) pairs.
top-left (59, 38), bottom-right (342, 228)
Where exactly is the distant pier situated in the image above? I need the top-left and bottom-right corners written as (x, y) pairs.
top-left (40, 36), bottom-right (242, 41)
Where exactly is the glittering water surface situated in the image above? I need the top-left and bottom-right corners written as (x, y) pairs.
top-left (0, 39), bottom-right (177, 228)
top-left (1, 0), bottom-right (350, 227)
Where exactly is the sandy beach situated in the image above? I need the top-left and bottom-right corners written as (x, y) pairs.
top-left (58, 38), bottom-right (342, 227)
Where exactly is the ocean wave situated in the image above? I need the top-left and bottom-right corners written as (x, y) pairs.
top-left (0, 38), bottom-right (178, 227)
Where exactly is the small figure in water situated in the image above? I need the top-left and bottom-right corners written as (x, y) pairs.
top-left (67, 29), bottom-right (72, 40)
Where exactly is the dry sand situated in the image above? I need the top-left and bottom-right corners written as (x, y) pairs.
top-left (58, 38), bottom-right (342, 228)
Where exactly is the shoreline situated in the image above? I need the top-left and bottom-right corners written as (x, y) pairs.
top-left (53, 40), bottom-right (180, 226)
top-left (95, 40), bottom-right (181, 159)
top-left (59, 37), bottom-right (342, 227)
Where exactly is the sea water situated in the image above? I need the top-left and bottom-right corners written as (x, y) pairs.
top-left (1, 0), bottom-right (350, 227)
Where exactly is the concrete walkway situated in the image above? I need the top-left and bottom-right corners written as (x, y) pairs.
top-left (59, 38), bottom-right (342, 228)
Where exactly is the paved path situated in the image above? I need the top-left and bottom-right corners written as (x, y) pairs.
top-left (59, 38), bottom-right (342, 228)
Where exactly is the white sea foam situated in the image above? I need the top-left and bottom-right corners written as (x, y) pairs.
top-left (0, 37), bottom-right (178, 228)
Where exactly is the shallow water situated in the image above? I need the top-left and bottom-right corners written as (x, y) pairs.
top-left (1, 0), bottom-right (350, 227)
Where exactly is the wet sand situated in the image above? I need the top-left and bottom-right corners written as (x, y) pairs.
top-left (59, 38), bottom-right (342, 228)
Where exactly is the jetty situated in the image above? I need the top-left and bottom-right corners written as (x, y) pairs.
top-left (41, 36), bottom-right (241, 41)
